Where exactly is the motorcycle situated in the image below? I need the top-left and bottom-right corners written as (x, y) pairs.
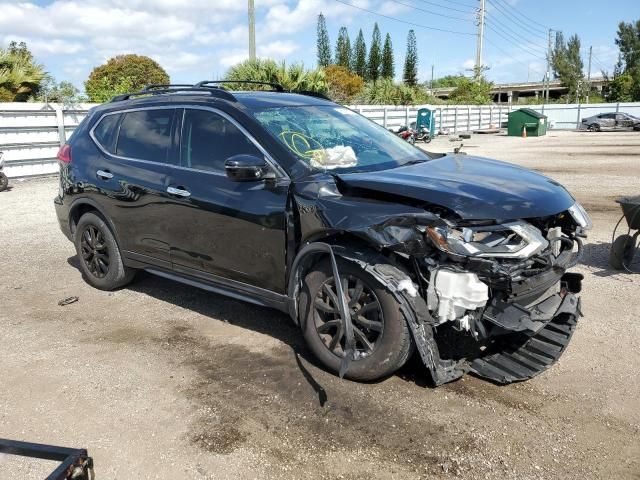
top-left (0, 152), bottom-right (8, 192)
top-left (391, 125), bottom-right (416, 144)
top-left (409, 122), bottom-right (432, 143)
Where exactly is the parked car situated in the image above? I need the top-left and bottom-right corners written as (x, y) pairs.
top-left (581, 112), bottom-right (640, 131)
top-left (54, 82), bottom-right (591, 385)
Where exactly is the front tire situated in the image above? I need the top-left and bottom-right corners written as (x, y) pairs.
top-left (74, 212), bottom-right (135, 290)
top-left (0, 172), bottom-right (8, 192)
top-left (299, 259), bottom-right (413, 381)
top-left (610, 234), bottom-right (636, 270)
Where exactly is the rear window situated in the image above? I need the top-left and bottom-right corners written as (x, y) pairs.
top-left (116, 109), bottom-right (174, 162)
top-left (93, 113), bottom-right (121, 153)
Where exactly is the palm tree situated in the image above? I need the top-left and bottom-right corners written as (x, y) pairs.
top-left (225, 59), bottom-right (327, 94)
top-left (0, 42), bottom-right (46, 101)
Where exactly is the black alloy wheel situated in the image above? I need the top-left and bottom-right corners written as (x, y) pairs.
top-left (80, 224), bottom-right (110, 278)
top-left (313, 274), bottom-right (384, 359)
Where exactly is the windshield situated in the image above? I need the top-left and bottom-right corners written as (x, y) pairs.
top-left (251, 105), bottom-right (432, 173)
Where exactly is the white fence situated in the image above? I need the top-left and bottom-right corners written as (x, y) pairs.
top-left (0, 102), bottom-right (95, 178)
top-left (349, 102), bottom-right (640, 132)
top-left (2, 101), bottom-right (640, 178)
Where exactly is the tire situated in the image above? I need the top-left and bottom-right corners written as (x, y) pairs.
top-left (0, 172), bottom-right (7, 192)
top-left (588, 123), bottom-right (601, 132)
top-left (610, 234), bottom-right (636, 270)
top-left (74, 212), bottom-right (135, 290)
top-left (423, 135), bottom-right (432, 144)
top-left (299, 259), bottom-right (413, 381)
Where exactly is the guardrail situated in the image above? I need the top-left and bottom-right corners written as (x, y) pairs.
top-left (1, 101), bottom-right (640, 178)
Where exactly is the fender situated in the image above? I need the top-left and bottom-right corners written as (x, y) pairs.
top-left (287, 242), bottom-right (467, 385)
top-left (68, 197), bottom-right (123, 249)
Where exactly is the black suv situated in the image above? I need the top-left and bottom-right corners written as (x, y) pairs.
top-left (55, 82), bottom-right (591, 385)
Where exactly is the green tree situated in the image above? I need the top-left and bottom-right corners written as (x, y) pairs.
top-left (611, 19), bottom-right (640, 101)
top-left (225, 58), bottom-right (327, 94)
top-left (325, 64), bottom-right (364, 103)
top-left (552, 32), bottom-right (584, 96)
top-left (352, 29), bottom-right (367, 79)
top-left (316, 13), bottom-right (332, 68)
top-left (37, 76), bottom-right (85, 104)
top-left (368, 23), bottom-right (382, 81)
top-left (403, 30), bottom-right (418, 86)
top-left (431, 75), bottom-right (466, 88)
top-left (335, 27), bottom-right (351, 70)
top-left (85, 54), bottom-right (169, 102)
top-left (0, 41), bottom-right (46, 102)
top-left (381, 33), bottom-right (394, 79)
top-left (448, 76), bottom-right (493, 104)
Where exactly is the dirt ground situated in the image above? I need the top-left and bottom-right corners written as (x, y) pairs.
top-left (0, 130), bottom-right (639, 479)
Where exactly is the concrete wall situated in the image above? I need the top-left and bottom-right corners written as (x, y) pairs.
top-left (1, 101), bottom-right (640, 178)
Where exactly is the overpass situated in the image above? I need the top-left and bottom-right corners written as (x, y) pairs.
top-left (433, 77), bottom-right (607, 103)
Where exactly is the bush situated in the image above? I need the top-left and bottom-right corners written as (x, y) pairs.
top-left (357, 78), bottom-right (432, 105)
top-left (325, 65), bottom-right (363, 103)
top-left (225, 59), bottom-right (327, 94)
top-left (85, 54), bottom-right (169, 102)
top-left (448, 76), bottom-right (493, 105)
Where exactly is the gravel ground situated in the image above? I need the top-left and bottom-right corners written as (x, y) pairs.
top-left (0, 130), bottom-right (638, 479)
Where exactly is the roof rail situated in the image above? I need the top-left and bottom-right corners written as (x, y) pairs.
top-left (194, 80), bottom-right (285, 92)
top-left (142, 84), bottom-right (194, 91)
top-left (295, 90), bottom-right (331, 101)
top-left (110, 86), bottom-right (237, 103)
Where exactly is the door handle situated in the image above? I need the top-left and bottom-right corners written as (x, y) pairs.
top-left (96, 169), bottom-right (113, 180)
top-left (167, 186), bottom-right (191, 198)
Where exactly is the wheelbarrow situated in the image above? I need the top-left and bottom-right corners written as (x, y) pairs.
top-left (610, 196), bottom-right (640, 272)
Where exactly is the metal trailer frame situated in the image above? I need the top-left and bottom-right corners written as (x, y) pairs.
top-left (0, 438), bottom-right (93, 480)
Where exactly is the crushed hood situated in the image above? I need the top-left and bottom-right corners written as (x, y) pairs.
top-left (336, 154), bottom-right (576, 220)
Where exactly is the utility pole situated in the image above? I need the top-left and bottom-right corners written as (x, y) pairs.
top-left (475, 0), bottom-right (485, 82)
top-left (430, 64), bottom-right (434, 93)
top-left (248, 0), bottom-right (256, 61)
top-left (545, 28), bottom-right (553, 103)
top-left (586, 45), bottom-right (592, 104)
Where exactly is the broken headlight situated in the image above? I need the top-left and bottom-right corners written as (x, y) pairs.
top-left (426, 221), bottom-right (549, 259)
top-left (568, 202), bottom-right (593, 230)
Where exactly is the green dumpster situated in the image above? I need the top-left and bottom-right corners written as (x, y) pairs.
top-left (507, 108), bottom-right (547, 137)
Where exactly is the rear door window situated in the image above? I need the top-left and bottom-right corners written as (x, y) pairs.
top-left (93, 113), bottom-right (121, 154)
top-left (180, 108), bottom-right (262, 173)
top-left (116, 109), bottom-right (175, 163)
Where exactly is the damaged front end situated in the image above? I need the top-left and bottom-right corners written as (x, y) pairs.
top-left (293, 177), bottom-right (591, 385)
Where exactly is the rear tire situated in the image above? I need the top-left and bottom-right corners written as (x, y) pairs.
top-left (74, 212), bottom-right (135, 290)
top-left (299, 259), bottom-right (413, 381)
top-left (0, 173), bottom-right (8, 192)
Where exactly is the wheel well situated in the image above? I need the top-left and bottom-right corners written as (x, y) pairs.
top-left (69, 203), bottom-right (99, 235)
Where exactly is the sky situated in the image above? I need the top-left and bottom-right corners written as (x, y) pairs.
top-left (2, 0), bottom-right (639, 91)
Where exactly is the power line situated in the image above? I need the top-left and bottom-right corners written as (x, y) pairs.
top-left (333, 0), bottom-right (476, 36)
top-left (489, 0), bottom-right (550, 34)
top-left (488, 19), bottom-right (547, 58)
top-left (411, 0), bottom-right (476, 15)
top-left (386, 0), bottom-right (473, 21)
top-left (484, 36), bottom-right (545, 74)
top-left (484, 22), bottom-right (547, 59)
top-left (443, 0), bottom-right (478, 9)
top-left (485, 8), bottom-right (547, 43)
top-left (591, 52), bottom-right (611, 73)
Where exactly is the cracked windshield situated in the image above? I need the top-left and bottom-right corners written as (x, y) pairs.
top-left (252, 105), bottom-right (431, 173)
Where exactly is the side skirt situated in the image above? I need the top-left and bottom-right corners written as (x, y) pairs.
top-left (123, 251), bottom-right (290, 313)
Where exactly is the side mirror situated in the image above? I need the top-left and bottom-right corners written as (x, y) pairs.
top-left (224, 154), bottom-right (273, 182)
